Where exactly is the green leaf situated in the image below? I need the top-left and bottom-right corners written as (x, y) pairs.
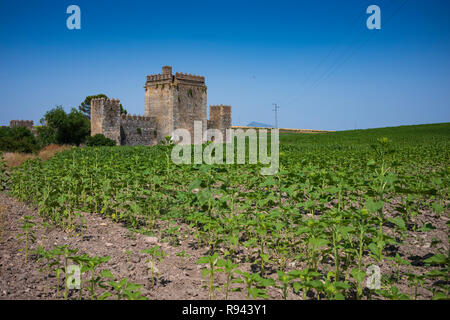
top-left (188, 179), bottom-right (202, 192)
top-left (424, 254), bottom-right (447, 265)
top-left (248, 287), bottom-right (268, 299)
top-left (425, 270), bottom-right (447, 278)
top-left (432, 292), bottom-right (449, 300)
top-left (366, 199), bottom-right (384, 213)
top-left (335, 282), bottom-right (351, 290)
top-left (351, 268), bottom-right (366, 283)
top-left (307, 280), bottom-right (323, 289)
top-left (196, 256), bottom-right (210, 264)
top-left (419, 223), bottom-right (436, 232)
top-left (197, 189), bottom-right (212, 205)
top-left (388, 217), bottom-right (406, 230)
top-left (431, 202), bottom-right (444, 215)
top-left (201, 268), bottom-right (211, 277)
top-left (309, 238), bottom-right (329, 249)
top-left (98, 292), bottom-right (112, 300)
top-left (292, 282), bottom-right (302, 293)
top-left (368, 242), bottom-right (379, 257)
top-left (101, 269), bottom-right (115, 279)
top-left (332, 292), bottom-right (345, 300)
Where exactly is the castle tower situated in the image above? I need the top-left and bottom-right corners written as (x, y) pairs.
top-left (144, 66), bottom-right (207, 142)
top-left (90, 97), bottom-right (121, 145)
top-left (208, 105), bottom-right (232, 142)
top-left (162, 65), bottom-right (172, 75)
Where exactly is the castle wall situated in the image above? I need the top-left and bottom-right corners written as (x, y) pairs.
top-left (120, 114), bottom-right (156, 146)
top-left (9, 120), bottom-right (37, 136)
top-left (90, 101), bottom-right (103, 136)
top-left (145, 79), bottom-right (175, 141)
top-left (90, 98), bottom-right (121, 145)
top-left (10, 120), bottom-right (34, 129)
top-left (209, 105), bottom-right (232, 142)
top-left (174, 81), bottom-right (207, 143)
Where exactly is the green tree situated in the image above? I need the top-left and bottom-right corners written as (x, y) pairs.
top-left (0, 126), bottom-right (38, 153)
top-left (36, 125), bottom-right (57, 148)
top-left (40, 106), bottom-right (90, 146)
top-left (120, 104), bottom-right (127, 115)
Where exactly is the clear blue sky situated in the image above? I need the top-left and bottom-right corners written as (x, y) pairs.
top-left (1, 0), bottom-right (449, 130)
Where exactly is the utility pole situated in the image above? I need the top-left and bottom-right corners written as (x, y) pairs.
top-left (272, 103), bottom-right (280, 129)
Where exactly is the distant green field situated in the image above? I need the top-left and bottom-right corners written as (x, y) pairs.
top-left (280, 122), bottom-right (450, 146)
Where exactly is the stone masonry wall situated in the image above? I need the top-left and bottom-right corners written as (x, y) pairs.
top-left (145, 77), bottom-right (175, 141)
top-left (10, 120), bottom-right (34, 129)
top-left (120, 114), bottom-right (156, 146)
top-left (90, 100), bottom-right (103, 136)
top-left (209, 105), bottom-right (232, 142)
top-left (174, 81), bottom-right (207, 144)
top-left (91, 98), bottom-right (121, 145)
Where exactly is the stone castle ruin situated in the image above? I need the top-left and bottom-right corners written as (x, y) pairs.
top-left (91, 66), bottom-right (232, 145)
top-left (10, 120), bottom-right (34, 129)
top-left (8, 120), bottom-right (37, 136)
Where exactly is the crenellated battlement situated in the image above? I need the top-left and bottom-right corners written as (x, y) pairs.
top-left (209, 105), bottom-right (232, 110)
top-left (145, 66), bottom-right (205, 86)
top-left (120, 114), bottom-right (155, 122)
top-left (10, 120), bottom-right (34, 128)
top-left (146, 73), bottom-right (173, 82)
top-left (91, 97), bottom-right (121, 106)
top-left (175, 72), bottom-right (205, 83)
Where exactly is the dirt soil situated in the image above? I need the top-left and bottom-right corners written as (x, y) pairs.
top-left (0, 192), bottom-right (447, 300)
top-left (0, 192), bottom-right (279, 300)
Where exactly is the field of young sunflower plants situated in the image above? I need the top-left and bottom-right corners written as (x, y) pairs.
top-left (1, 123), bottom-right (448, 300)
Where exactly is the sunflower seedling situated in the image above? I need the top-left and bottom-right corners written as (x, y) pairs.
top-left (16, 215), bottom-right (36, 263)
top-left (142, 245), bottom-right (167, 288)
top-left (196, 253), bottom-right (223, 300)
top-left (216, 258), bottom-right (242, 300)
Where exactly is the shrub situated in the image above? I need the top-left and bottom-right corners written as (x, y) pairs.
top-left (0, 152), bottom-right (7, 190)
top-left (86, 134), bottom-right (116, 147)
top-left (36, 125), bottom-right (57, 149)
top-left (0, 126), bottom-right (39, 153)
top-left (40, 106), bottom-right (90, 146)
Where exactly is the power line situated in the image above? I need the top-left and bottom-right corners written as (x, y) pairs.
top-left (282, 3), bottom-right (381, 107)
top-left (283, 0), bottom-right (401, 107)
top-left (311, 0), bottom-right (409, 89)
top-left (272, 103), bottom-right (280, 129)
